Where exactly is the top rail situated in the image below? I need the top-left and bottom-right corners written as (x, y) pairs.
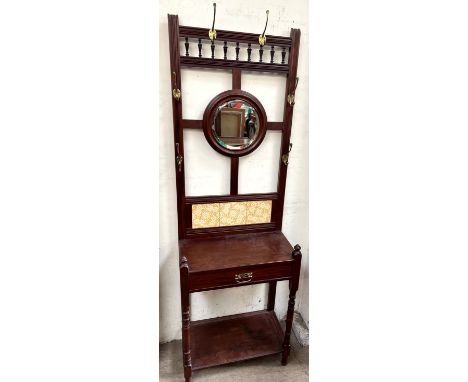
top-left (179, 25), bottom-right (292, 47)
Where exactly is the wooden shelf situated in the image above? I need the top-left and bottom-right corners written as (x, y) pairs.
top-left (191, 310), bottom-right (284, 370)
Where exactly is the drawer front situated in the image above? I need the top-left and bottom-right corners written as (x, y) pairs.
top-left (189, 262), bottom-right (292, 292)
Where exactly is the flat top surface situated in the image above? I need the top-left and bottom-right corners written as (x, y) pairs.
top-left (190, 310), bottom-right (284, 370)
top-left (179, 231), bottom-right (294, 273)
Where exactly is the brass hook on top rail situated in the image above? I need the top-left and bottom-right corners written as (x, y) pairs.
top-left (208, 3), bottom-right (217, 40)
top-left (258, 10), bottom-right (269, 46)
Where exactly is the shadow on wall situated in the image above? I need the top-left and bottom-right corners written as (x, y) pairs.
top-left (159, 251), bottom-right (180, 343)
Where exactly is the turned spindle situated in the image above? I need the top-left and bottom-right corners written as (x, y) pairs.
top-left (198, 38), bottom-right (202, 57)
top-left (184, 37), bottom-right (189, 56)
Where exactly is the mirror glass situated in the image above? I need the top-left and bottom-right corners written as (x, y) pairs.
top-left (212, 99), bottom-right (260, 151)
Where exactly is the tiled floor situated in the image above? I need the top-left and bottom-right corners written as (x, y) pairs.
top-left (159, 328), bottom-right (308, 382)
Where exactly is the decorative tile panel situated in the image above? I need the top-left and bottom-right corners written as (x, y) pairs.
top-left (191, 200), bottom-right (272, 229)
top-left (246, 200), bottom-right (272, 224)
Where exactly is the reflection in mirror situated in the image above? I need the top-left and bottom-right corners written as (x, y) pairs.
top-left (212, 100), bottom-right (259, 150)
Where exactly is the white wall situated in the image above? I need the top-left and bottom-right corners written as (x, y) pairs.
top-left (159, 0), bottom-right (309, 342)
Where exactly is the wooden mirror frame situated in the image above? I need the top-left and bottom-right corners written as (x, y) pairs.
top-left (202, 90), bottom-right (268, 157)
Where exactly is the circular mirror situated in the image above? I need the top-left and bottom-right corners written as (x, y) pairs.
top-left (203, 90), bottom-right (267, 157)
top-left (213, 100), bottom-right (259, 150)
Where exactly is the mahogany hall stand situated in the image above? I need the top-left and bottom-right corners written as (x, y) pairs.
top-left (167, 13), bottom-right (302, 381)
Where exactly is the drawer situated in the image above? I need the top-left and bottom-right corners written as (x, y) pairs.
top-left (189, 262), bottom-right (292, 292)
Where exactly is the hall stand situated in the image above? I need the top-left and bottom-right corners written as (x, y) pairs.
top-left (167, 12), bottom-right (302, 381)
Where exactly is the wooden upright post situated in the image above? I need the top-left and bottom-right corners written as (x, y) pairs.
top-left (179, 256), bottom-right (192, 381)
top-left (276, 28), bottom-right (301, 230)
top-left (168, 14), bottom-right (186, 240)
top-left (281, 244), bottom-right (302, 365)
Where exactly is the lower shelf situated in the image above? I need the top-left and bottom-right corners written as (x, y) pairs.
top-left (191, 310), bottom-right (284, 370)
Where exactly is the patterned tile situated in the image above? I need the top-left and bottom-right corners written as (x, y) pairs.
top-left (246, 200), bottom-right (272, 224)
top-left (191, 203), bottom-right (220, 229)
top-left (219, 202), bottom-right (247, 226)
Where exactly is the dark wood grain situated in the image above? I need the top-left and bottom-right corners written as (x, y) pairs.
top-left (182, 119), bottom-right (282, 131)
top-left (281, 245), bottom-right (302, 365)
top-left (179, 256), bottom-right (192, 380)
top-left (185, 192), bottom-right (278, 204)
top-left (191, 310), bottom-right (284, 370)
top-left (267, 122), bottom-right (283, 130)
top-left (267, 281), bottom-right (277, 311)
top-left (168, 14), bottom-right (187, 240)
top-left (189, 263), bottom-right (291, 292)
top-left (181, 119), bottom-right (202, 129)
top-left (275, 28), bottom-right (301, 230)
top-left (232, 68), bottom-right (241, 89)
top-left (179, 231), bottom-right (293, 273)
top-left (180, 56), bottom-right (289, 73)
top-left (230, 157), bottom-right (239, 195)
top-left (185, 222), bottom-right (277, 238)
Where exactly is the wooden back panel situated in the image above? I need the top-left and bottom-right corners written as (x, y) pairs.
top-left (168, 14), bottom-right (301, 240)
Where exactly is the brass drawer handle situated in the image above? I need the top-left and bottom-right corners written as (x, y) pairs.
top-left (235, 272), bottom-right (253, 284)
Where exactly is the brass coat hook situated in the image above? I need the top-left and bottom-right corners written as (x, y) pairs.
top-left (258, 10), bottom-right (269, 46)
top-left (293, 76), bottom-right (299, 91)
top-left (282, 143), bottom-right (293, 166)
top-left (287, 77), bottom-right (299, 106)
top-left (172, 72), bottom-right (181, 101)
top-left (209, 3), bottom-right (217, 40)
top-left (175, 143), bottom-right (183, 172)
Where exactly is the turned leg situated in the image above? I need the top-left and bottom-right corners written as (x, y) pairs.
top-left (281, 245), bottom-right (302, 366)
top-left (182, 303), bottom-right (191, 381)
top-left (281, 291), bottom-right (297, 365)
top-left (180, 256), bottom-right (192, 382)
top-left (267, 281), bottom-right (277, 311)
